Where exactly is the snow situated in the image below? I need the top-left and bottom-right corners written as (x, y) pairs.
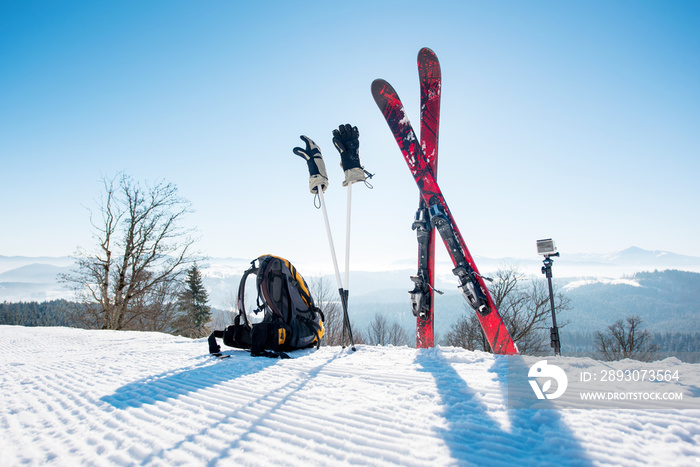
top-left (1, 326), bottom-right (699, 466)
top-left (200, 264), bottom-right (246, 279)
top-left (563, 278), bottom-right (642, 291)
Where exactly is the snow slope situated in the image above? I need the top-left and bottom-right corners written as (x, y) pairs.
top-left (1, 326), bottom-right (698, 466)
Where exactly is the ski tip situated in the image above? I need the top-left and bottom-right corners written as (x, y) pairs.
top-left (371, 78), bottom-right (398, 94)
top-left (371, 78), bottom-right (388, 93)
top-left (418, 47), bottom-right (439, 61)
top-left (371, 79), bottom-right (398, 105)
top-left (418, 48), bottom-right (441, 80)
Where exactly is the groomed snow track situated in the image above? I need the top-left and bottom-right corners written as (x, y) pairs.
top-left (1, 326), bottom-right (698, 466)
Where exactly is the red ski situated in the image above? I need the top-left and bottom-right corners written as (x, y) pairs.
top-left (372, 77), bottom-right (518, 355)
top-left (411, 48), bottom-right (441, 348)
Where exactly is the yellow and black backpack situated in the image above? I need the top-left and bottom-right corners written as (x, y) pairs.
top-left (208, 255), bottom-right (325, 358)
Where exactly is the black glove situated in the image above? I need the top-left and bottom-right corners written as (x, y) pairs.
top-left (332, 124), bottom-right (366, 186)
top-left (333, 124), bottom-right (361, 171)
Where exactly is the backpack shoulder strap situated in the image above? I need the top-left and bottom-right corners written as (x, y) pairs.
top-left (236, 259), bottom-right (260, 327)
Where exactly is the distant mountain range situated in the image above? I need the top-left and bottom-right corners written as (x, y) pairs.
top-left (2, 247), bottom-right (700, 307)
top-left (1, 248), bottom-right (700, 336)
top-left (0, 258), bottom-right (75, 303)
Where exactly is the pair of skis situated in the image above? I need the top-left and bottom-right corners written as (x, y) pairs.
top-left (372, 48), bottom-right (518, 355)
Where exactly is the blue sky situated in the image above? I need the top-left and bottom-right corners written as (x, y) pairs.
top-left (2, 0), bottom-right (699, 272)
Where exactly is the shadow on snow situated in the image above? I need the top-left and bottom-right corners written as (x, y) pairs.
top-left (99, 349), bottom-right (281, 409)
top-left (99, 347), bottom-right (341, 465)
top-left (415, 351), bottom-right (594, 466)
top-left (100, 346), bottom-right (593, 465)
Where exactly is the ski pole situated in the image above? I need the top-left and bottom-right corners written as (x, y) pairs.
top-left (343, 183), bottom-right (353, 348)
top-left (318, 188), bottom-right (355, 350)
top-left (294, 135), bottom-right (356, 351)
top-left (333, 123), bottom-right (372, 344)
top-left (344, 182), bottom-right (352, 302)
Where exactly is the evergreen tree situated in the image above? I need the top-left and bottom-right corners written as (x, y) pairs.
top-left (176, 264), bottom-right (211, 338)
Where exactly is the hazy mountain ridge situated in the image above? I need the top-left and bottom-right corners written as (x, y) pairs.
top-left (1, 248), bottom-right (699, 336)
top-left (0, 264), bottom-right (69, 283)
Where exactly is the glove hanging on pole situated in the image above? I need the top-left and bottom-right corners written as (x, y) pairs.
top-left (294, 135), bottom-right (329, 194)
top-left (333, 124), bottom-right (371, 187)
top-left (292, 134), bottom-right (356, 351)
top-left (332, 123), bottom-right (368, 351)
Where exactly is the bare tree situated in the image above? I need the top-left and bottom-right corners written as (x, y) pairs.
top-left (308, 276), bottom-right (346, 346)
top-left (127, 273), bottom-right (182, 332)
top-left (61, 173), bottom-right (198, 331)
top-left (210, 308), bottom-right (237, 331)
top-left (366, 313), bottom-right (389, 346)
top-left (387, 319), bottom-right (410, 347)
top-left (443, 265), bottom-right (570, 354)
top-left (365, 313), bottom-right (410, 346)
top-left (443, 312), bottom-right (488, 351)
top-left (595, 315), bottom-right (659, 361)
top-left (497, 268), bottom-right (571, 354)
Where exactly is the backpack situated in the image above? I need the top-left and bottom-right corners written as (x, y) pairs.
top-left (208, 255), bottom-right (325, 358)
